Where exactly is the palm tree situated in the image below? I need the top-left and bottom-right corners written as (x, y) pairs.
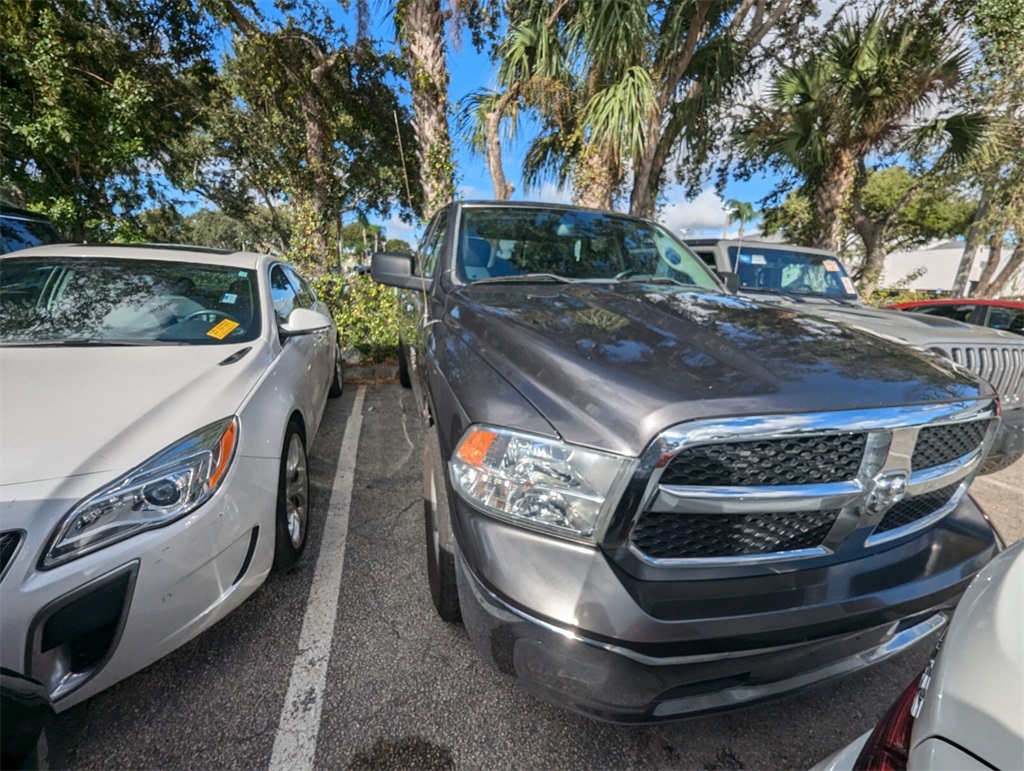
top-left (739, 4), bottom-right (986, 284)
top-left (725, 198), bottom-right (757, 238)
top-left (491, 0), bottom-right (796, 213)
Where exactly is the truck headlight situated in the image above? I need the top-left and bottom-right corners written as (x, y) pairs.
top-left (43, 417), bottom-right (238, 568)
top-left (449, 425), bottom-right (633, 541)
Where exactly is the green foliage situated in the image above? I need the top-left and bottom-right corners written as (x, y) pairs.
top-left (1, 0), bottom-right (218, 240)
top-left (857, 167), bottom-right (975, 244)
top-left (137, 206), bottom-right (286, 251)
top-left (760, 192), bottom-right (817, 244)
top-left (309, 274), bottom-right (400, 362)
top-left (738, 3), bottom-right (987, 250)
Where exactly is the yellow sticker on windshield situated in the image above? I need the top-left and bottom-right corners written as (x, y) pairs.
top-left (207, 319), bottom-right (240, 340)
top-left (823, 259), bottom-right (840, 272)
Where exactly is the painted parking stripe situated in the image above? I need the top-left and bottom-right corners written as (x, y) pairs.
top-left (269, 386), bottom-right (366, 771)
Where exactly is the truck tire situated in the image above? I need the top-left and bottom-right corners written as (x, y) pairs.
top-left (423, 429), bottom-right (461, 622)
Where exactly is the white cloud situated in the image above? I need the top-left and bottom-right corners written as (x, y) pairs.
top-left (530, 182), bottom-right (574, 205)
top-left (457, 183), bottom-right (492, 201)
top-left (656, 188), bottom-right (731, 237)
top-left (381, 214), bottom-right (422, 248)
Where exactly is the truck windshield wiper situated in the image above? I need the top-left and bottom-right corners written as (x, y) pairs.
top-left (618, 276), bottom-right (702, 289)
top-left (469, 273), bottom-right (575, 285)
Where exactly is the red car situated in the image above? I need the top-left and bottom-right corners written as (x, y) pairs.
top-left (888, 298), bottom-right (1024, 336)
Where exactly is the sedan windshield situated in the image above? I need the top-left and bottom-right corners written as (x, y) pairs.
top-left (728, 246), bottom-right (858, 299)
top-left (0, 257), bottom-right (261, 345)
top-left (456, 207), bottom-right (721, 290)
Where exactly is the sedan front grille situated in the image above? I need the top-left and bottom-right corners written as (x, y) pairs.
top-left (0, 531), bottom-right (22, 583)
top-left (912, 421), bottom-right (987, 470)
top-left (660, 433), bottom-right (866, 487)
top-left (874, 483), bottom-right (961, 535)
top-left (631, 510), bottom-right (840, 559)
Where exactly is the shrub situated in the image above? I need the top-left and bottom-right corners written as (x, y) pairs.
top-left (310, 273), bottom-right (399, 362)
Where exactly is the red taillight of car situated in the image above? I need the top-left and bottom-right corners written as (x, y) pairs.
top-left (854, 671), bottom-right (923, 771)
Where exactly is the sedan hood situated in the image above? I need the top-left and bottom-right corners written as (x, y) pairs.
top-left (0, 343), bottom-right (270, 486)
top-left (449, 283), bottom-right (985, 455)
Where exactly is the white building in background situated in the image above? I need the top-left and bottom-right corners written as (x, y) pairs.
top-left (882, 240), bottom-right (1024, 298)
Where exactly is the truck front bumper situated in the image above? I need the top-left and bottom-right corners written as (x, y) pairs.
top-left (452, 494), bottom-right (999, 723)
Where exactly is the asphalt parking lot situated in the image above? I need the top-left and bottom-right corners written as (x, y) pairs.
top-left (47, 383), bottom-right (1023, 770)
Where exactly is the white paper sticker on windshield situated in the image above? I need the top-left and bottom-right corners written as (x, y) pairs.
top-left (823, 259), bottom-right (840, 272)
top-left (751, 254), bottom-right (767, 265)
top-left (221, 293), bottom-right (238, 304)
top-left (841, 277), bottom-right (856, 294)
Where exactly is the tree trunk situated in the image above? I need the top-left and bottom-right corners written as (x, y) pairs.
top-left (299, 92), bottom-right (331, 261)
top-left (811, 148), bottom-right (856, 252)
top-left (952, 189), bottom-right (991, 295)
top-left (402, 0), bottom-right (454, 218)
top-left (971, 231), bottom-right (1004, 298)
top-left (485, 90), bottom-right (515, 200)
top-left (572, 144), bottom-right (618, 210)
top-left (976, 241), bottom-right (1023, 298)
top-left (850, 205), bottom-right (886, 300)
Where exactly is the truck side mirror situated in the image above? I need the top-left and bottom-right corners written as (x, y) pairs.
top-left (720, 272), bottom-right (740, 294)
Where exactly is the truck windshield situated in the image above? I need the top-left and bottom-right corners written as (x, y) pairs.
top-left (456, 206), bottom-right (721, 291)
top-left (728, 246), bottom-right (858, 299)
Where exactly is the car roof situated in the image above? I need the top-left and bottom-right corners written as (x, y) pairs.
top-left (2, 242), bottom-right (274, 269)
top-left (891, 298), bottom-right (1024, 309)
top-left (454, 199), bottom-right (655, 223)
top-left (683, 238), bottom-right (838, 259)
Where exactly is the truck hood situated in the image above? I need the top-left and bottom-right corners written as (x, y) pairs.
top-left (448, 283), bottom-right (985, 456)
top-left (0, 342), bottom-right (270, 487)
top-left (745, 293), bottom-right (1021, 346)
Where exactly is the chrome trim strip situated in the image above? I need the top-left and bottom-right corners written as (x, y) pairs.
top-left (654, 481), bottom-right (863, 515)
top-left (907, 450), bottom-right (982, 496)
top-left (627, 543), bottom-right (830, 567)
top-left (864, 481), bottom-right (969, 547)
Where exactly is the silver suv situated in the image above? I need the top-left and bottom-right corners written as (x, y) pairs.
top-left (686, 239), bottom-right (1024, 473)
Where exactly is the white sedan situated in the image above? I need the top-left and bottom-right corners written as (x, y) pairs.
top-left (814, 538), bottom-right (1023, 771)
top-left (0, 244), bottom-right (343, 710)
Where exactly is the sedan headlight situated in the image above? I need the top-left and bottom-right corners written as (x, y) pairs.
top-left (449, 425), bottom-right (633, 541)
top-left (43, 417), bottom-right (239, 568)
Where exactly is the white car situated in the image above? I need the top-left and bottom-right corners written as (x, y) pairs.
top-left (0, 244), bottom-right (343, 710)
top-left (814, 538), bottom-right (1023, 771)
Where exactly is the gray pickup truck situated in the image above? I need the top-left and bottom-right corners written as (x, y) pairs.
top-left (686, 239), bottom-right (1024, 473)
top-left (372, 202), bottom-right (1002, 722)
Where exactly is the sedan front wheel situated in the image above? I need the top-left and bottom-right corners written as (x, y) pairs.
top-left (274, 421), bottom-right (309, 570)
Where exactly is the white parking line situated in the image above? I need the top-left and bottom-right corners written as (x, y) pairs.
top-left (269, 386), bottom-right (366, 771)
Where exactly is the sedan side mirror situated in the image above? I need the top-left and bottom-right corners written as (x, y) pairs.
top-left (371, 251), bottom-right (431, 291)
top-left (280, 307), bottom-right (333, 337)
top-left (719, 271), bottom-right (740, 294)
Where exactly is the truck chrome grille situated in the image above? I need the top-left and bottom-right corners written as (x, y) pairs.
top-left (874, 483), bottom-right (961, 535)
top-left (0, 531), bottom-right (21, 583)
top-left (947, 345), bottom-right (1024, 407)
top-left (631, 509), bottom-right (840, 559)
top-left (912, 421), bottom-right (988, 470)
top-left (626, 402), bottom-right (996, 565)
top-left (660, 434), bottom-right (866, 487)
